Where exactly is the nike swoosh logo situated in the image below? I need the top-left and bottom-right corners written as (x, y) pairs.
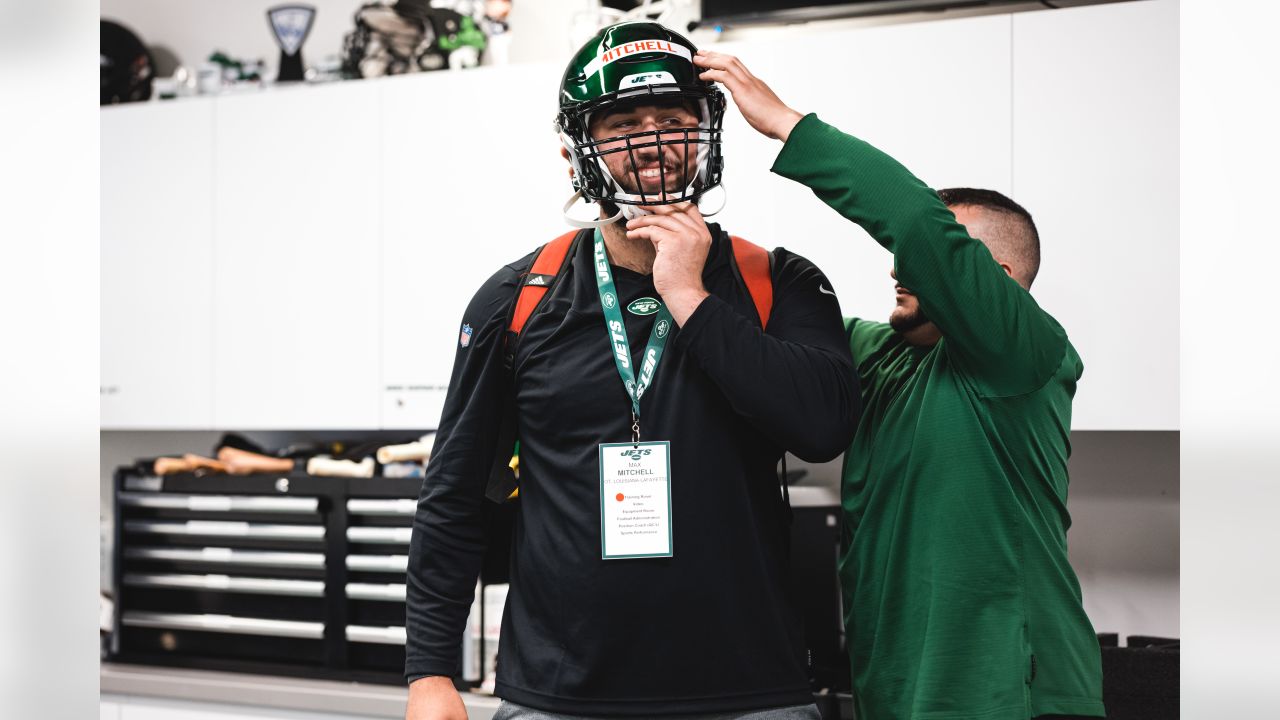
top-left (818, 284), bottom-right (836, 297)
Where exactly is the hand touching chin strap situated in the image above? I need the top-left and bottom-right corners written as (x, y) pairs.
top-left (561, 186), bottom-right (726, 229)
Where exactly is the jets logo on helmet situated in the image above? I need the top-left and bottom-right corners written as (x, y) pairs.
top-left (556, 21), bottom-right (726, 229)
top-left (620, 71), bottom-right (676, 89)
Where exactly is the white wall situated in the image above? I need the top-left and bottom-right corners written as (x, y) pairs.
top-left (1013, 0), bottom-right (1179, 430)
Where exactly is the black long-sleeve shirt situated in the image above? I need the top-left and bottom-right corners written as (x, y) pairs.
top-left (405, 225), bottom-right (859, 715)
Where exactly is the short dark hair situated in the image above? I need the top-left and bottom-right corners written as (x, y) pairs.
top-left (937, 187), bottom-right (1041, 287)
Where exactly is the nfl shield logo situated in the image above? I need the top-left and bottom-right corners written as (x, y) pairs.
top-left (459, 323), bottom-right (473, 348)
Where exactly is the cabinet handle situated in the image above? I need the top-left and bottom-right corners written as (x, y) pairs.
top-left (123, 572), bottom-right (325, 597)
top-left (122, 611), bottom-right (324, 639)
top-left (345, 554), bottom-right (409, 572)
top-left (125, 546), bottom-right (325, 568)
top-left (346, 625), bottom-right (407, 645)
top-left (125, 520), bottom-right (324, 540)
top-left (346, 582), bottom-right (407, 601)
top-left (118, 492), bottom-right (319, 514)
top-left (346, 527), bottom-right (412, 544)
top-left (347, 498), bottom-right (417, 516)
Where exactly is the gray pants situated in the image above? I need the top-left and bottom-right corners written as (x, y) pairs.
top-left (492, 699), bottom-right (823, 720)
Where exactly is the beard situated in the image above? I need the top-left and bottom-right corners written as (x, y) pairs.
top-left (609, 144), bottom-right (697, 198)
top-left (618, 165), bottom-right (691, 197)
top-left (889, 303), bottom-right (932, 333)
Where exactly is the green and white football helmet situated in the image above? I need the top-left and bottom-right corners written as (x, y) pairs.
top-left (555, 21), bottom-right (725, 226)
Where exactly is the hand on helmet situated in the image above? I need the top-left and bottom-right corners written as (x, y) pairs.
top-left (694, 50), bottom-right (804, 142)
top-left (626, 203), bottom-right (711, 326)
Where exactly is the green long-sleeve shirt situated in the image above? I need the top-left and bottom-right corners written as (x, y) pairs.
top-left (772, 115), bottom-right (1104, 720)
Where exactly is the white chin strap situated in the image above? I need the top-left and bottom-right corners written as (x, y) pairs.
top-left (697, 181), bottom-right (728, 219)
top-left (620, 203), bottom-right (652, 221)
top-left (611, 176), bottom-right (728, 221)
top-left (561, 181), bottom-right (729, 229)
top-left (562, 190), bottom-right (623, 229)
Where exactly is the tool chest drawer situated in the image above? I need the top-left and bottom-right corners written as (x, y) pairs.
top-left (109, 469), bottom-right (435, 685)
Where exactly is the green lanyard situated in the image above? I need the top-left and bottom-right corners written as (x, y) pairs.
top-left (593, 229), bottom-right (673, 444)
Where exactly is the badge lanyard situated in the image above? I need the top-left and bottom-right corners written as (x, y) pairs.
top-left (593, 229), bottom-right (673, 446)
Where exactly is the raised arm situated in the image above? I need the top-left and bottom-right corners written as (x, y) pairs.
top-left (695, 50), bottom-right (1067, 396)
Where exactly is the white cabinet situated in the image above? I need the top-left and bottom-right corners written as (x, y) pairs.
top-left (101, 99), bottom-right (215, 429)
top-left (378, 65), bottom-right (567, 429)
top-left (211, 82), bottom-right (381, 429)
top-left (98, 3), bottom-right (1176, 431)
top-left (101, 700), bottom-right (121, 720)
top-left (1012, 0), bottom-right (1178, 430)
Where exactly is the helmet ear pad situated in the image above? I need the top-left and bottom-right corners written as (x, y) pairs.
top-left (558, 131), bottom-right (588, 193)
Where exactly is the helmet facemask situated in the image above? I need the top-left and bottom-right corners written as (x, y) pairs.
top-left (560, 85), bottom-right (724, 219)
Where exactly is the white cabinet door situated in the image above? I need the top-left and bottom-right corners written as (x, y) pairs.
top-left (1013, 0), bottom-right (1178, 430)
top-left (378, 65), bottom-right (567, 429)
top-left (101, 99), bottom-right (216, 429)
top-left (730, 14), bottom-right (1014, 336)
top-left (212, 82), bottom-right (381, 429)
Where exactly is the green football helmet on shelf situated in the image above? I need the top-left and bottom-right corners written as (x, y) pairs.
top-left (555, 21), bottom-right (725, 225)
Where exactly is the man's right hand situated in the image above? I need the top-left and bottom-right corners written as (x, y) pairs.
top-left (405, 676), bottom-right (467, 720)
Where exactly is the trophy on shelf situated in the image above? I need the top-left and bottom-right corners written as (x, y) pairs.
top-left (267, 4), bottom-right (316, 82)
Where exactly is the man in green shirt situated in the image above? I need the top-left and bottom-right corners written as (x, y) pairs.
top-left (694, 51), bottom-right (1104, 719)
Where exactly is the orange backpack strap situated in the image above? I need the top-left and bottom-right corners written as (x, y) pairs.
top-left (729, 235), bottom-right (774, 330)
top-left (509, 229), bottom-right (581, 336)
top-left (490, 229), bottom-right (583, 501)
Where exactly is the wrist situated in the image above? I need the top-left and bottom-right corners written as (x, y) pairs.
top-left (773, 109), bottom-right (805, 142)
top-left (662, 287), bottom-right (710, 326)
top-left (409, 675), bottom-right (456, 693)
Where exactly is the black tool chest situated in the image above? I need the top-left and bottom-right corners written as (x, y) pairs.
top-left (108, 466), bottom-right (848, 700)
top-left (108, 467), bottom-right (429, 685)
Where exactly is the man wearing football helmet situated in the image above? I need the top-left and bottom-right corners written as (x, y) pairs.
top-left (555, 21), bottom-right (726, 225)
top-left (404, 20), bottom-right (857, 720)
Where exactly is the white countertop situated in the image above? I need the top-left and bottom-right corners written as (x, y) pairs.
top-left (101, 663), bottom-right (499, 719)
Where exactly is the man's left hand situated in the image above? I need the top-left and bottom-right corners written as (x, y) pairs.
top-left (627, 203), bottom-right (711, 326)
